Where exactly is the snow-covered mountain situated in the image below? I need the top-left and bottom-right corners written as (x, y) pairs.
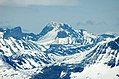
top-left (38, 22), bottom-right (97, 45)
top-left (0, 22), bottom-right (119, 79)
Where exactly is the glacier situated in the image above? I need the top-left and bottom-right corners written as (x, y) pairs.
top-left (0, 22), bottom-right (119, 79)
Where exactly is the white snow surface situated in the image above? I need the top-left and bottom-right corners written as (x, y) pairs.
top-left (70, 63), bottom-right (119, 79)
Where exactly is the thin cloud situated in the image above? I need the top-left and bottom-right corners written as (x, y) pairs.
top-left (0, 0), bottom-right (80, 6)
top-left (77, 20), bottom-right (107, 26)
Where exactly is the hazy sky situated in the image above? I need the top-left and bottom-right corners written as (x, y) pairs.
top-left (0, 0), bottom-right (119, 34)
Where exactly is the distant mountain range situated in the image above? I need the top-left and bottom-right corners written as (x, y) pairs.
top-left (0, 22), bottom-right (119, 79)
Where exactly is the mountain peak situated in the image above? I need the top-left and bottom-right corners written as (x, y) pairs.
top-left (38, 22), bottom-right (70, 37)
top-left (46, 21), bottom-right (71, 29)
top-left (0, 22), bottom-right (119, 79)
top-left (46, 21), bottom-right (60, 28)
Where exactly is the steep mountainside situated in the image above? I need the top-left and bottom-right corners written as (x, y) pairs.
top-left (0, 22), bottom-right (119, 79)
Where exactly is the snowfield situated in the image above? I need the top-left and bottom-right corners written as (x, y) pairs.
top-left (70, 63), bottom-right (119, 79)
top-left (0, 22), bottom-right (119, 79)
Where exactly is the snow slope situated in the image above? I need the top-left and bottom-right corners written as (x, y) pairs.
top-left (70, 63), bottom-right (119, 79)
top-left (0, 22), bottom-right (119, 79)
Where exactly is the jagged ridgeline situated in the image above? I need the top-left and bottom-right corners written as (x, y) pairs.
top-left (0, 22), bottom-right (119, 79)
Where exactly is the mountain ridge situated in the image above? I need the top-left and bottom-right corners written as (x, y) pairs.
top-left (0, 22), bottom-right (119, 79)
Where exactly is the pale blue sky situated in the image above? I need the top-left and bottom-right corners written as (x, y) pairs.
top-left (0, 0), bottom-right (119, 34)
